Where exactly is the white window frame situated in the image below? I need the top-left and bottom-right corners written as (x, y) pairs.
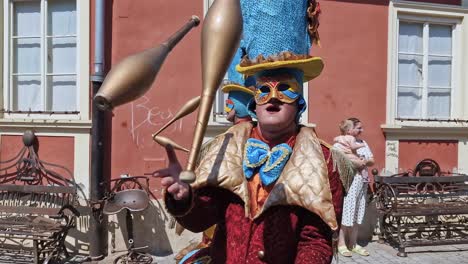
top-left (386, 0), bottom-right (468, 128)
top-left (2, 0), bottom-right (90, 121)
top-left (397, 17), bottom-right (456, 120)
top-left (209, 83), bottom-right (231, 126)
top-left (383, 1), bottom-right (468, 175)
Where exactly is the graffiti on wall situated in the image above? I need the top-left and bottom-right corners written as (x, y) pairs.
top-left (129, 96), bottom-right (183, 155)
top-left (386, 141), bottom-right (398, 159)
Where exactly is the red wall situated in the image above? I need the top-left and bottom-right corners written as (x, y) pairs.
top-left (105, 0), bottom-right (464, 189)
top-left (399, 140), bottom-right (458, 174)
top-left (310, 0), bottom-right (389, 171)
top-left (109, 1), bottom-right (203, 187)
top-left (0, 135), bottom-right (75, 179)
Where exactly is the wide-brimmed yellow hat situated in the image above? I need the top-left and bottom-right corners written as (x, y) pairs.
top-left (236, 52), bottom-right (324, 82)
top-left (221, 80), bottom-right (255, 95)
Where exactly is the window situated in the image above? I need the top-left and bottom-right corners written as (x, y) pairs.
top-left (384, 1), bottom-right (468, 173)
top-left (210, 87), bottom-right (230, 125)
top-left (3, 0), bottom-right (88, 120)
top-left (386, 1), bottom-right (467, 127)
top-left (397, 21), bottom-right (453, 119)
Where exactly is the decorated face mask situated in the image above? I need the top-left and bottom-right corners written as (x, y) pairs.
top-left (224, 91), bottom-right (252, 118)
top-left (254, 75), bottom-right (301, 105)
top-left (224, 98), bottom-right (235, 113)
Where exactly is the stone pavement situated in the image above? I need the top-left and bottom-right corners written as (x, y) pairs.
top-left (332, 240), bottom-right (468, 264)
top-left (107, 240), bottom-right (468, 264)
top-left (72, 238), bottom-right (468, 263)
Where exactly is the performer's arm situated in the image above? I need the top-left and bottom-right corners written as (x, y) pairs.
top-left (154, 145), bottom-right (223, 232)
top-left (164, 186), bottom-right (230, 232)
top-left (323, 144), bottom-right (344, 223)
top-left (295, 212), bottom-right (334, 264)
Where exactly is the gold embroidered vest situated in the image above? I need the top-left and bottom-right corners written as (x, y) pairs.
top-left (192, 122), bottom-right (338, 230)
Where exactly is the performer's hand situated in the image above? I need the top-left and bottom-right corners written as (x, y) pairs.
top-left (152, 145), bottom-right (190, 201)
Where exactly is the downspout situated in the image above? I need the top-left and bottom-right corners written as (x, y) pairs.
top-left (90, 0), bottom-right (108, 259)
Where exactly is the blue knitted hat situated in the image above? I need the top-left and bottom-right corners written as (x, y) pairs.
top-left (232, 0), bottom-right (322, 121)
top-left (236, 0), bottom-right (323, 81)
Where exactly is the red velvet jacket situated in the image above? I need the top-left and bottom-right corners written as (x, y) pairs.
top-left (166, 145), bottom-right (344, 264)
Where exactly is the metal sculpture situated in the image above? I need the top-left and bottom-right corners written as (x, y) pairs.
top-left (0, 131), bottom-right (79, 264)
top-left (374, 169), bottom-right (468, 257)
top-left (101, 176), bottom-right (153, 264)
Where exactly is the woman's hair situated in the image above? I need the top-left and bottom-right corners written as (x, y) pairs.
top-left (339, 119), bottom-right (354, 135)
top-left (347, 117), bottom-right (361, 127)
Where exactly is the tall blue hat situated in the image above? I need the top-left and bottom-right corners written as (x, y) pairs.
top-left (236, 0), bottom-right (323, 83)
top-left (231, 0), bottom-right (322, 121)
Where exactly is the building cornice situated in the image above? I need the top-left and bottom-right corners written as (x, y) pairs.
top-left (393, 0), bottom-right (468, 13)
top-left (0, 119), bottom-right (92, 134)
top-left (382, 124), bottom-right (468, 139)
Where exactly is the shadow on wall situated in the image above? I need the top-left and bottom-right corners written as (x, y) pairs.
top-left (65, 198), bottom-right (174, 258)
top-left (66, 198), bottom-right (95, 257)
top-left (67, 215), bottom-right (93, 256)
top-left (110, 201), bottom-right (173, 256)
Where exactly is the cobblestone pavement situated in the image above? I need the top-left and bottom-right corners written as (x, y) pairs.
top-left (112, 241), bottom-right (468, 264)
top-left (77, 240), bottom-right (468, 263)
top-left (332, 240), bottom-right (468, 264)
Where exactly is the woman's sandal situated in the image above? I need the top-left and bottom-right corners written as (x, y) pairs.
top-left (351, 245), bottom-right (370, 256)
top-left (338, 246), bottom-right (352, 257)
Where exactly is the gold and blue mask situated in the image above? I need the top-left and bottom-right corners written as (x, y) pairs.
top-left (248, 68), bottom-right (307, 121)
top-left (254, 68), bottom-right (303, 105)
top-left (254, 78), bottom-right (301, 105)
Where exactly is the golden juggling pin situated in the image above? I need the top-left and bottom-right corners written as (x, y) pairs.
top-left (94, 16), bottom-right (200, 111)
top-left (179, 0), bottom-right (243, 183)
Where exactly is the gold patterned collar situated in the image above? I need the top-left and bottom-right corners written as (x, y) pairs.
top-left (192, 122), bottom-right (338, 230)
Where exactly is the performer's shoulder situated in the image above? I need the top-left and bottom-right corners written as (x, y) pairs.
top-left (317, 138), bottom-right (334, 163)
top-left (318, 138), bottom-right (333, 149)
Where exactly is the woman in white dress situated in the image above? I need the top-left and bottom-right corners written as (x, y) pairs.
top-left (336, 117), bottom-right (374, 257)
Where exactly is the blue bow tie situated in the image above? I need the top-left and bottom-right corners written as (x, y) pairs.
top-left (243, 138), bottom-right (293, 186)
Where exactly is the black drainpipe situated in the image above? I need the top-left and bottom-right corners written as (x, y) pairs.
top-left (90, 0), bottom-right (108, 259)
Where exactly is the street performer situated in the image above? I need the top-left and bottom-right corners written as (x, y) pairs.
top-left (221, 76), bottom-right (255, 125)
top-left (154, 1), bottom-right (346, 263)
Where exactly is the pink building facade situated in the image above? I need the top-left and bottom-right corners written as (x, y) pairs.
top-left (0, 0), bottom-right (467, 254)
